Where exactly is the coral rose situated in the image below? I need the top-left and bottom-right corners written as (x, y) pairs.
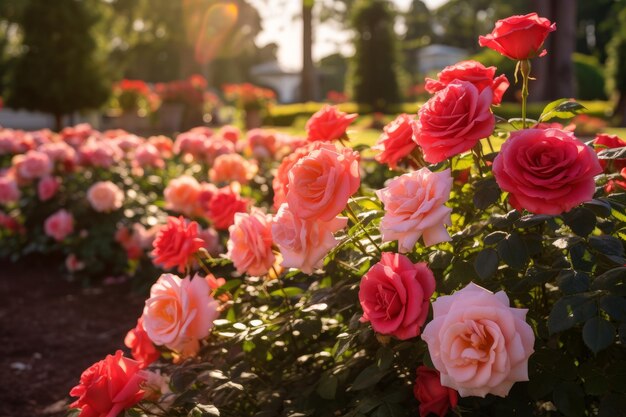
top-left (425, 60), bottom-right (509, 105)
top-left (421, 283), bottom-right (535, 398)
top-left (272, 142), bottom-right (324, 209)
top-left (125, 317), bottom-right (160, 368)
top-left (151, 216), bottom-right (204, 273)
top-left (164, 175), bottom-right (201, 217)
top-left (143, 274), bottom-right (219, 356)
top-left (227, 208), bottom-right (275, 276)
top-left (206, 186), bottom-right (248, 230)
top-left (287, 143), bottom-right (360, 221)
top-left (376, 168), bottom-right (453, 252)
top-left (44, 209), bottom-right (74, 241)
top-left (359, 252), bottom-right (436, 340)
top-left (0, 175), bottom-right (20, 204)
top-left (69, 350), bottom-right (146, 417)
top-left (220, 125), bottom-right (241, 144)
top-left (306, 105), bottom-right (357, 142)
top-left (209, 153), bottom-right (258, 185)
top-left (272, 203), bottom-right (347, 274)
top-left (415, 81), bottom-right (495, 164)
top-left (479, 13), bottom-right (556, 60)
top-left (37, 176), bottom-right (60, 201)
top-left (87, 181), bottom-right (124, 213)
top-left (373, 114), bottom-right (418, 169)
top-left (493, 128), bottom-right (602, 215)
top-left (414, 366), bottom-right (458, 417)
top-left (593, 133), bottom-right (626, 171)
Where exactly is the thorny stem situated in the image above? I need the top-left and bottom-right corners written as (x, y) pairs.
top-left (520, 59), bottom-right (531, 129)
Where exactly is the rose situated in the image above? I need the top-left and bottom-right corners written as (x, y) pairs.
top-left (14, 150), bottom-right (53, 180)
top-left (493, 128), bottom-right (602, 215)
top-left (124, 317), bottom-right (160, 368)
top-left (220, 125), bottom-right (241, 144)
top-left (272, 203), bottom-right (347, 274)
top-left (421, 282), bottom-right (535, 397)
top-left (69, 350), bottom-right (146, 417)
top-left (272, 142), bottom-right (324, 209)
top-left (37, 176), bottom-right (60, 201)
top-left (479, 13), bottom-right (556, 60)
top-left (359, 252), bottom-right (436, 340)
top-left (306, 105), bottom-right (357, 142)
top-left (424, 60), bottom-right (510, 105)
top-left (164, 175), bottom-right (201, 217)
top-left (209, 153), bottom-right (258, 185)
top-left (246, 128), bottom-right (277, 159)
top-left (198, 226), bottom-right (223, 256)
top-left (227, 208), bottom-right (275, 276)
top-left (79, 140), bottom-right (122, 169)
top-left (206, 186), bottom-right (248, 230)
top-left (593, 133), bottom-right (626, 171)
top-left (151, 216), bottom-right (205, 273)
top-left (414, 366), bottom-right (458, 417)
top-left (87, 181), bottom-right (124, 213)
top-left (44, 209), bottom-right (74, 241)
top-left (287, 143), bottom-right (360, 221)
top-left (414, 81), bottom-right (494, 164)
top-left (373, 114), bottom-right (418, 169)
top-left (65, 254), bottom-right (85, 273)
top-left (204, 138), bottom-right (236, 165)
top-left (0, 175), bottom-right (20, 204)
top-left (143, 273), bottom-right (220, 357)
top-left (376, 168), bottom-right (453, 252)
top-left (134, 143), bottom-right (164, 169)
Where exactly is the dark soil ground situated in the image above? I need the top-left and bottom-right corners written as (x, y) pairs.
top-left (0, 258), bottom-right (145, 417)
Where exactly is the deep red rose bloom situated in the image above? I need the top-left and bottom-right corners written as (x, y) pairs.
top-left (124, 317), bottom-right (160, 368)
top-left (425, 60), bottom-right (509, 105)
top-left (414, 80), bottom-right (495, 164)
top-left (306, 105), bottom-right (357, 142)
top-left (479, 13), bottom-right (556, 60)
top-left (414, 366), bottom-right (458, 417)
top-left (70, 350), bottom-right (146, 417)
top-left (207, 186), bottom-right (248, 230)
top-left (373, 114), bottom-right (417, 169)
top-left (151, 216), bottom-right (204, 273)
top-left (593, 133), bottom-right (626, 171)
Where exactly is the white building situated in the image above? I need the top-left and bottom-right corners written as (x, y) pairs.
top-left (249, 61), bottom-right (301, 103)
top-left (417, 44), bottom-right (467, 75)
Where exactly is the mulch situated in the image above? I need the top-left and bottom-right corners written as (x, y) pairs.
top-left (0, 257), bottom-right (145, 417)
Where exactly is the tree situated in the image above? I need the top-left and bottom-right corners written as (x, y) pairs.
top-left (348, 0), bottom-right (401, 110)
top-left (606, 6), bottom-right (626, 126)
top-left (7, 0), bottom-right (109, 130)
top-left (402, 0), bottom-right (433, 78)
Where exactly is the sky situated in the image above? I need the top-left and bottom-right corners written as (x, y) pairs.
top-left (247, 0), bottom-right (448, 71)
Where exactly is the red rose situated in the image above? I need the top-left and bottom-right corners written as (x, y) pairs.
top-left (306, 105), bottom-right (357, 142)
top-left (373, 114), bottom-right (417, 169)
top-left (207, 186), bottom-right (248, 230)
top-left (424, 60), bottom-right (509, 105)
top-left (151, 216), bottom-right (204, 273)
top-left (124, 317), bottom-right (160, 368)
top-left (414, 80), bottom-right (494, 164)
top-left (593, 133), bottom-right (626, 171)
top-left (493, 128), bottom-right (602, 215)
top-left (414, 366), bottom-right (458, 417)
top-left (479, 13), bottom-right (556, 60)
top-left (70, 350), bottom-right (146, 417)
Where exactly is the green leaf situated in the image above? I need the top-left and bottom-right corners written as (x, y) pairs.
top-left (548, 294), bottom-right (597, 334)
top-left (497, 233), bottom-right (528, 270)
top-left (539, 99), bottom-right (587, 122)
top-left (553, 382), bottom-right (585, 417)
top-left (214, 279), bottom-right (242, 296)
top-left (591, 267), bottom-right (626, 295)
top-left (474, 248), bottom-right (499, 280)
top-left (473, 178), bottom-right (501, 210)
top-left (562, 207), bottom-right (597, 237)
top-left (507, 117), bottom-right (539, 129)
top-left (598, 146), bottom-right (626, 161)
top-left (317, 373), bottom-right (338, 400)
top-left (599, 295), bottom-right (626, 321)
top-left (556, 270), bottom-right (590, 295)
top-left (484, 231), bottom-right (507, 246)
top-left (375, 347), bottom-right (394, 371)
top-left (583, 317), bottom-right (615, 354)
top-left (351, 365), bottom-right (387, 391)
top-left (269, 286), bottom-right (304, 298)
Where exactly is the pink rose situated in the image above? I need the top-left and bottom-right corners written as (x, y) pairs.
top-left (0, 175), bottom-right (20, 204)
top-left (272, 142), bottom-right (324, 210)
top-left (414, 80), bottom-right (495, 164)
top-left (79, 140), bottom-right (122, 168)
top-left (65, 254), bottom-right (85, 272)
top-left (287, 143), bottom-right (360, 221)
top-left (373, 114), bottom-right (418, 169)
top-left (143, 273), bottom-right (220, 357)
top-left (87, 181), bottom-right (124, 213)
top-left (220, 125), bottom-right (241, 144)
top-left (37, 176), bottom-right (60, 201)
top-left (164, 175), bottom-right (201, 217)
top-left (272, 203), bottom-right (347, 274)
top-left (209, 153), bottom-right (258, 185)
top-left (376, 168), bottom-right (453, 252)
top-left (425, 60), bottom-right (509, 105)
top-left (134, 143), bottom-right (165, 169)
top-left (359, 252), bottom-right (436, 340)
top-left (15, 150), bottom-right (53, 180)
top-left (421, 283), bottom-right (535, 398)
top-left (44, 209), bottom-right (74, 241)
top-left (204, 138), bottom-right (236, 165)
top-left (246, 128), bottom-right (277, 159)
top-left (493, 128), bottom-right (602, 215)
top-left (227, 208), bottom-right (275, 276)
top-left (306, 105), bottom-right (357, 142)
top-left (479, 13), bottom-right (556, 60)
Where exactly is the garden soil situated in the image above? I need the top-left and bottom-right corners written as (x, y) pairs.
top-left (0, 258), bottom-right (145, 417)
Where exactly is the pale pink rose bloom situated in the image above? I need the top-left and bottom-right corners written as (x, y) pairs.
top-left (37, 176), bottom-right (60, 201)
top-left (111, 134), bottom-right (143, 153)
top-left (134, 142), bottom-right (165, 169)
top-left (164, 175), bottom-right (202, 217)
top-left (38, 141), bottom-right (76, 164)
top-left (65, 254), bottom-right (85, 272)
top-left (204, 138), bottom-right (235, 164)
top-left (173, 131), bottom-right (208, 159)
top-left (15, 150), bottom-right (53, 180)
top-left (142, 273), bottom-right (219, 357)
top-left (0, 175), bottom-right (20, 204)
top-left (287, 143), bottom-right (360, 222)
top-left (79, 139), bottom-right (122, 168)
top-left (421, 283), bottom-right (535, 398)
top-left (272, 203), bottom-right (347, 274)
top-left (44, 209), bottom-right (74, 241)
top-left (376, 168), bottom-right (453, 252)
top-left (87, 181), bottom-right (124, 213)
top-left (227, 208), bottom-right (275, 276)
top-left (209, 153), bottom-right (258, 185)
top-left (246, 129), bottom-right (277, 159)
